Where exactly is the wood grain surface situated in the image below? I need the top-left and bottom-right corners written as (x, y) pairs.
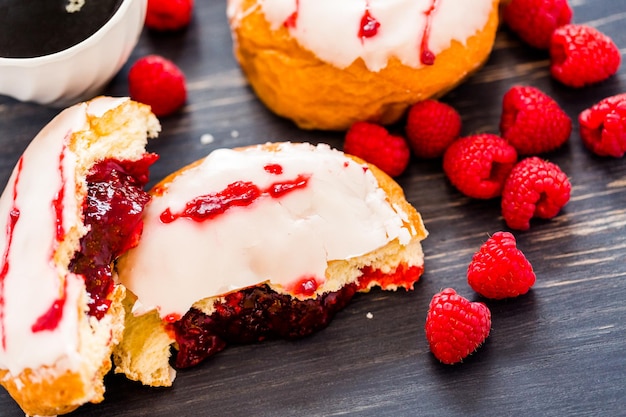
top-left (1, 1), bottom-right (626, 416)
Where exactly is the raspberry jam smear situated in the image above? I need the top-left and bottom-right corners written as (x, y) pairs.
top-left (283, 0), bottom-right (299, 28)
top-left (420, 0), bottom-right (440, 65)
top-left (29, 147), bottom-right (72, 333)
top-left (359, 1), bottom-right (380, 40)
top-left (169, 264), bottom-right (422, 368)
top-left (284, 0), bottom-right (440, 65)
top-left (160, 172), bottom-right (310, 224)
top-left (69, 155), bottom-right (157, 319)
top-left (0, 158), bottom-right (24, 349)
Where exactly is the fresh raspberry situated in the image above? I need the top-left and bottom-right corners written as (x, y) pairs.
top-left (442, 133), bottom-right (518, 199)
top-left (405, 100), bottom-right (462, 159)
top-left (424, 288), bottom-right (491, 365)
top-left (502, 0), bottom-right (572, 49)
top-left (578, 93), bottom-right (626, 158)
top-left (501, 157), bottom-right (571, 231)
top-left (128, 55), bottom-right (187, 117)
top-left (145, 0), bottom-right (194, 31)
top-left (467, 232), bottom-right (536, 299)
top-left (550, 24), bottom-right (621, 88)
top-left (500, 85), bottom-right (572, 155)
top-left (343, 121), bottom-right (410, 177)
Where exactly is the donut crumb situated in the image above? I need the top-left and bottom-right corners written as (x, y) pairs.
top-left (66, 0), bottom-right (86, 13)
top-left (200, 133), bottom-right (215, 145)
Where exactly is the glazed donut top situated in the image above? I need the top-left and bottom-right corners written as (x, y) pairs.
top-left (0, 97), bottom-right (129, 375)
top-left (118, 142), bottom-right (415, 320)
top-left (227, 0), bottom-right (495, 71)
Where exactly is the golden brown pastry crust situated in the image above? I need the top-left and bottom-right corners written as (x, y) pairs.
top-left (0, 368), bottom-right (93, 416)
top-left (229, 0), bottom-right (500, 130)
top-left (0, 286), bottom-right (126, 417)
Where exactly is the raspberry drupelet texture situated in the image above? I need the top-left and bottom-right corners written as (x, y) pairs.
top-left (501, 157), bottom-right (571, 231)
top-left (405, 100), bottom-right (462, 159)
top-left (425, 288), bottom-right (491, 365)
top-left (443, 133), bottom-right (518, 199)
top-left (500, 85), bottom-right (572, 155)
top-left (502, 0), bottom-right (573, 49)
top-left (344, 121), bottom-right (411, 177)
top-left (550, 24), bottom-right (621, 88)
top-left (128, 55), bottom-right (187, 117)
top-left (146, 0), bottom-right (194, 31)
top-left (467, 231), bottom-right (536, 299)
top-left (579, 93), bottom-right (626, 158)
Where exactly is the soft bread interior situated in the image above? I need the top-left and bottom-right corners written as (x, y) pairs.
top-left (228, 0), bottom-right (500, 130)
top-left (113, 146), bottom-right (427, 388)
top-left (0, 97), bottom-right (160, 417)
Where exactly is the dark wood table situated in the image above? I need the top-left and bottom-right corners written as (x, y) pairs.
top-left (1, 1), bottom-right (625, 416)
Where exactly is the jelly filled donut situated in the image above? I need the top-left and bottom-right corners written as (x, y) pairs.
top-left (113, 142), bottom-right (428, 386)
top-left (227, 0), bottom-right (500, 130)
top-left (0, 97), bottom-right (160, 416)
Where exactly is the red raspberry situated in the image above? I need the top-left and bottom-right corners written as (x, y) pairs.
top-left (128, 55), bottom-right (187, 117)
top-left (405, 100), bottom-right (462, 159)
top-left (502, 0), bottom-right (572, 49)
top-left (578, 93), bottom-right (626, 158)
top-left (442, 133), bottom-right (518, 199)
top-left (500, 85), bottom-right (572, 155)
top-left (145, 0), bottom-right (194, 31)
top-left (550, 24), bottom-right (621, 88)
top-left (343, 121), bottom-right (410, 177)
top-left (501, 157), bottom-right (571, 231)
top-left (467, 232), bottom-right (536, 299)
top-left (425, 288), bottom-right (491, 365)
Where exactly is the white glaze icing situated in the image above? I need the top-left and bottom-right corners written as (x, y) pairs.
top-left (118, 143), bottom-right (412, 319)
top-left (227, 0), bottom-right (494, 71)
top-left (0, 96), bottom-right (129, 376)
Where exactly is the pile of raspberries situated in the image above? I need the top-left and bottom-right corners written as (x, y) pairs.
top-left (344, 0), bottom-right (624, 365)
top-left (344, 0), bottom-right (624, 233)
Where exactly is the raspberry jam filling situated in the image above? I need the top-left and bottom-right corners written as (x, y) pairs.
top-left (69, 155), bottom-right (157, 319)
top-left (170, 283), bottom-right (357, 369)
top-left (169, 264), bottom-right (423, 369)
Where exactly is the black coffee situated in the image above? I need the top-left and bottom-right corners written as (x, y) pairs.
top-left (0, 0), bottom-right (123, 58)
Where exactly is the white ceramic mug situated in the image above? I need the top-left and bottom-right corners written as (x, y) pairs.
top-left (0, 0), bottom-right (147, 106)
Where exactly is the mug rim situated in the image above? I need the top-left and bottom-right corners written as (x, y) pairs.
top-left (0, 0), bottom-right (137, 65)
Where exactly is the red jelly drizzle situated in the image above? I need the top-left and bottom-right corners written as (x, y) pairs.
top-left (164, 313), bottom-right (182, 324)
top-left (264, 163), bottom-right (283, 175)
top-left (267, 174), bottom-right (308, 198)
top-left (0, 157), bottom-right (24, 350)
top-left (169, 263), bottom-right (423, 369)
top-left (420, 0), bottom-right (440, 65)
top-left (69, 154), bottom-right (157, 319)
top-left (33, 142), bottom-right (73, 333)
top-left (292, 276), bottom-right (319, 297)
top-left (161, 181), bottom-right (261, 223)
top-left (359, 2), bottom-right (380, 40)
top-left (284, 0), bottom-right (300, 28)
top-left (52, 143), bottom-right (67, 242)
top-left (31, 279), bottom-right (67, 332)
top-left (160, 174), bottom-right (310, 224)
